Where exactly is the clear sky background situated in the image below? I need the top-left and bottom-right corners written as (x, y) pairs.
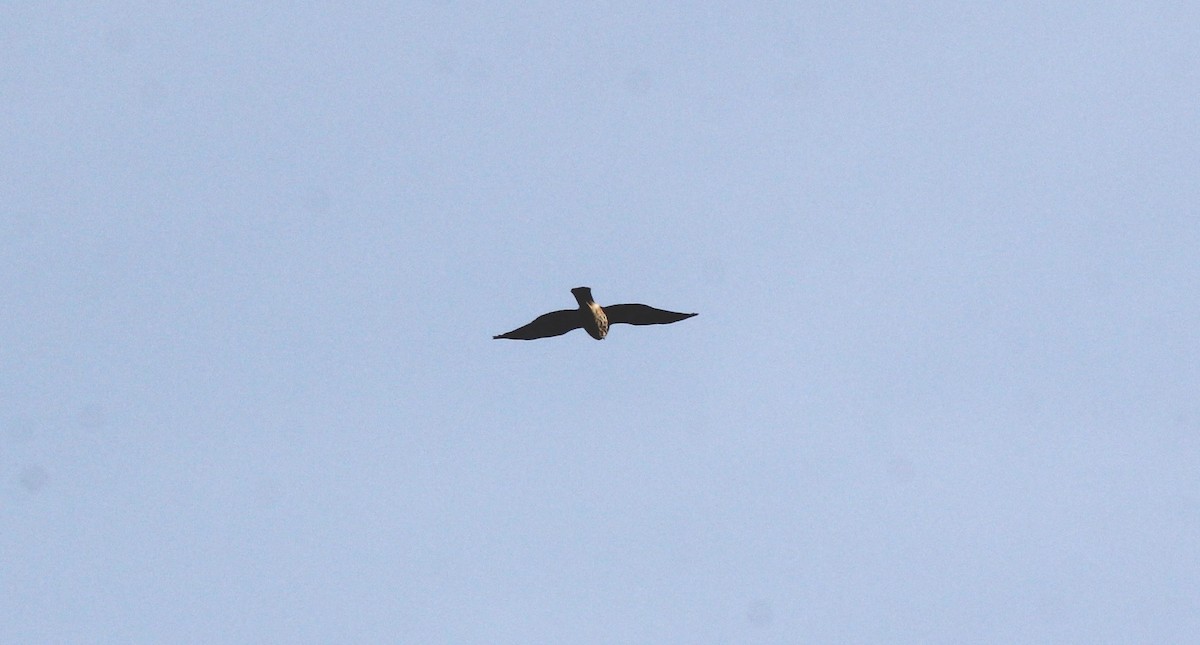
top-left (3, 3), bottom-right (1198, 643)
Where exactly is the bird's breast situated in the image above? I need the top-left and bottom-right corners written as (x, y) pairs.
top-left (584, 303), bottom-right (609, 340)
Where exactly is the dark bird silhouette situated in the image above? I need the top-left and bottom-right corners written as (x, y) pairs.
top-left (494, 287), bottom-right (697, 341)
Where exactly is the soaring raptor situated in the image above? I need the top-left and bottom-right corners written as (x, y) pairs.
top-left (493, 287), bottom-right (697, 341)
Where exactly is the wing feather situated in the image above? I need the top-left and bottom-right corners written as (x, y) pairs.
top-left (604, 304), bottom-right (697, 326)
top-left (493, 309), bottom-right (582, 340)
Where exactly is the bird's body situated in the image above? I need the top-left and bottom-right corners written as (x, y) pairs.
top-left (493, 287), bottom-right (696, 341)
top-left (577, 288), bottom-right (610, 340)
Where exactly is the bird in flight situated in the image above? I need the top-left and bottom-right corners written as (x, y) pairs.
top-left (494, 287), bottom-right (697, 341)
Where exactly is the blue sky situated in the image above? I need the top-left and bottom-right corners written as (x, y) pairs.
top-left (3, 3), bottom-right (1198, 643)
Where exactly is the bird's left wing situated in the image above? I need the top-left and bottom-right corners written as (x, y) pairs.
top-left (605, 304), bottom-right (697, 326)
top-left (493, 309), bottom-right (581, 340)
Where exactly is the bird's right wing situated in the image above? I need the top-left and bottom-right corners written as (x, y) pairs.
top-left (493, 309), bottom-right (582, 340)
top-left (605, 304), bottom-right (697, 326)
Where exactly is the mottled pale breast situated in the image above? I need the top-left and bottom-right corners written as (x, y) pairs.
top-left (584, 302), bottom-right (609, 340)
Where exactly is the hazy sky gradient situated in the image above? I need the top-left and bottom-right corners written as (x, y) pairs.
top-left (4, 3), bottom-right (1198, 643)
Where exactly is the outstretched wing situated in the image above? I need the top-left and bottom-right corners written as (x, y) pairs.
top-left (605, 304), bottom-right (697, 326)
top-left (493, 309), bottom-right (582, 340)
